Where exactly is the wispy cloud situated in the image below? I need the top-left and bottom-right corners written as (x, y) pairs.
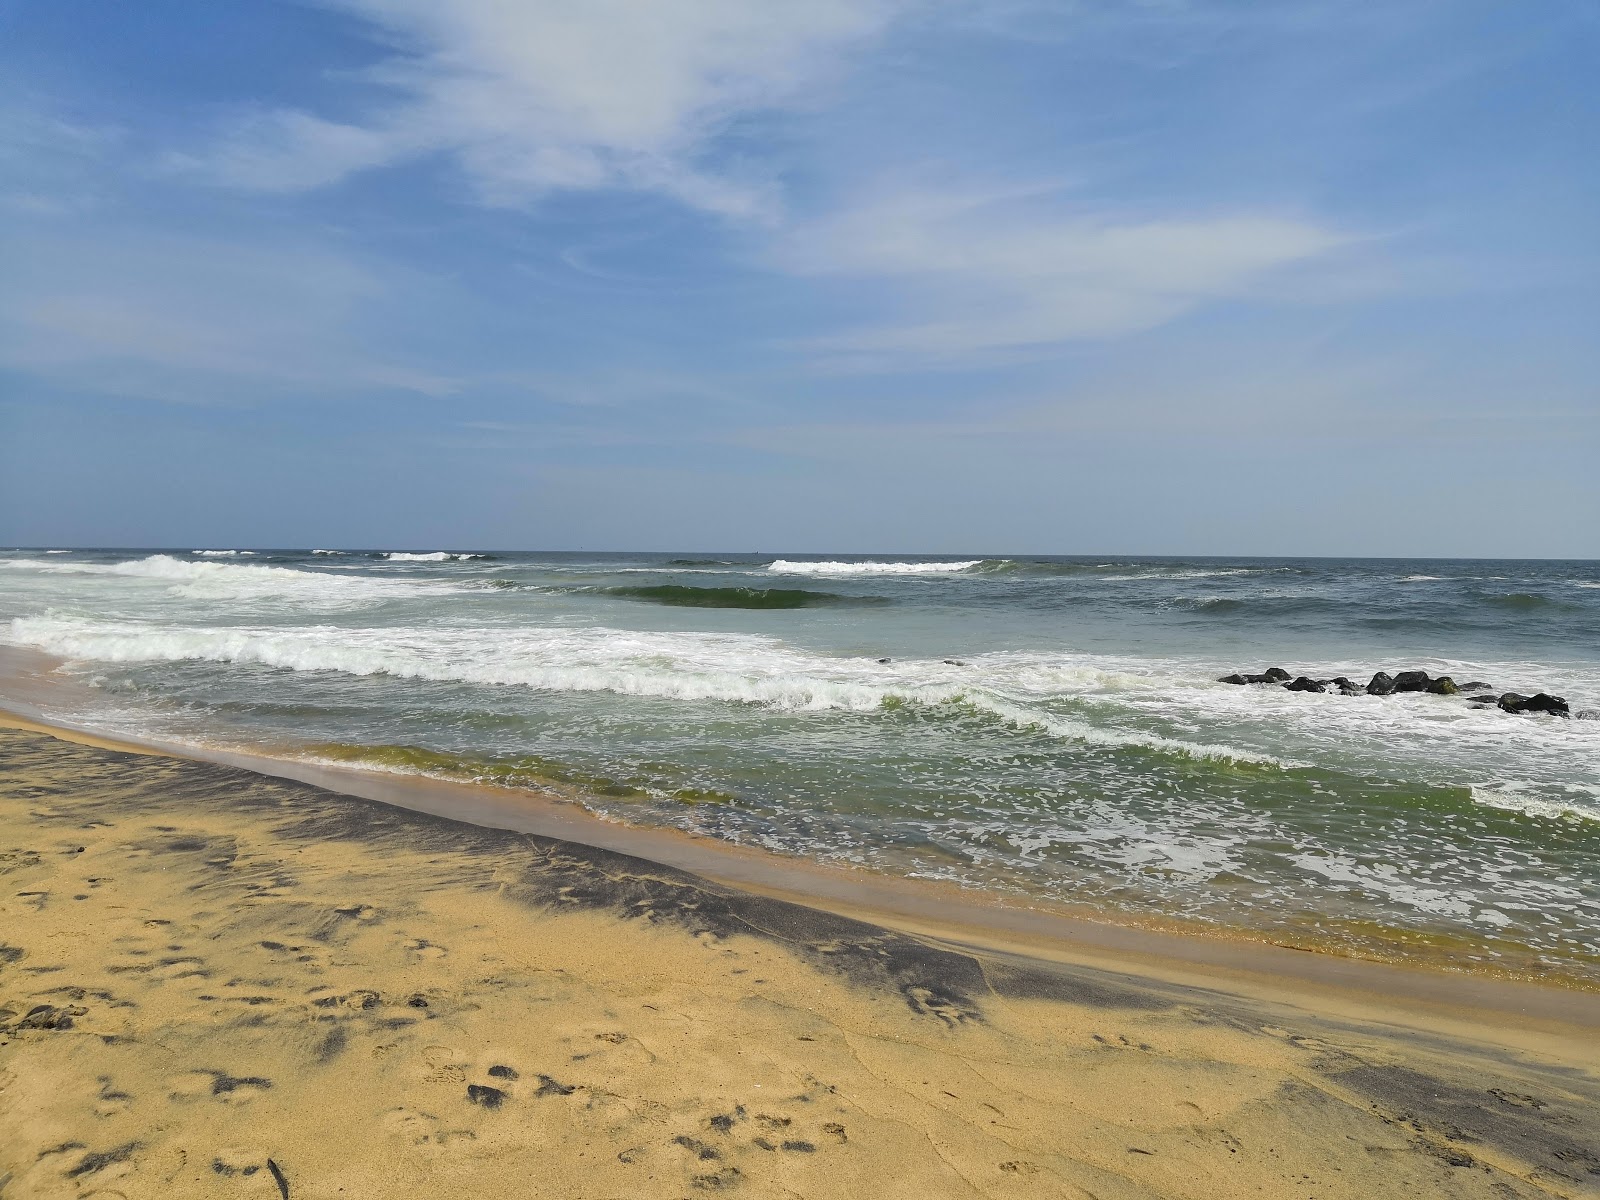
top-left (774, 184), bottom-right (1355, 363)
top-left (173, 0), bottom-right (905, 218)
top-left (0, 228), bottom-right (461, 404)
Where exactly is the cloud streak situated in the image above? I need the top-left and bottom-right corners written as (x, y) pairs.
top-left (176, 0), bottom-right (904, 217)
top-left (776, 186), bottom-right (1354, 362)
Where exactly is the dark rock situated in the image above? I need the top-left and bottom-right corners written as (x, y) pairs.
top-left (942, 659), bottom-right (967, 666)
top-left (487, 1064), bottom-right (518, 1080)
top-left (877, 658), bottom-right (892, 664)
top-left (1367, 672), bottom-right (1396, 696)
top-left (1338, 681), bottom-right (1364, 696)
top-left (466, 1084), bottom-right (506, 1109)
top-left (1460, 682), bottom-right (1493, 692)
top-left (1285, 676), bottom-right (1326, 693)
top-left (1218, 674), bottom-right (1251, 685)
top-left (1391, 670), bottom-right (1432, 693)
top-left (1501, 693), bottom-right (1569, 717)
top-left (1426, 677), bottom-right (1460, 695)
top-left (1262, 667), bottom-right (1292, 682)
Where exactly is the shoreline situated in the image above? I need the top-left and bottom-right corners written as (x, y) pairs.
top-left (3, 720), bottom-right (1599, 1197)
top-left (2, 668), bottom-right (1598, 1047)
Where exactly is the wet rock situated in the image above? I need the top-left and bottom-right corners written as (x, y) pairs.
top-left (1337, 681), bottom-right (1365, 696)
top-left (1500, 693), bottom-right (1569, 717)
top-left (1391, 670), bottom-right (1432, 693)
top-left (1261, 667), bottom-right (1292, 682)
top-left (466, 1084), bottom-right (506, 1109)
top-left (1285, 677), bottom-right (1326, 693)
top-left (487, 1064), bottom-right (518, 1080)
top-left (1218, 674), bottom-right (1251, 685)
top-left (1460, 681), bottom-right (1493, 692)
top-left (1367, 672), bottom-right (1396, 696)
top-left (1426, 677), bottom-right (1460, 695)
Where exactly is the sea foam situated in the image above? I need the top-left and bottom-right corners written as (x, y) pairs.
top-left (384, 551), bottom-right (489, 561)
top-left (0, 554), bottom-right (439, 609)
top-left (768, 559), bottom-right (981, 576)
top-left (6, 616), bottom-right (1282, 766)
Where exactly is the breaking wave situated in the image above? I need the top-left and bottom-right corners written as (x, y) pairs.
top-left (768, 559), bottom-right (982, 576)
top-left (0, 554), bottom-right (440, 609)
top-left (383, 551), bottom-right (492, 562)
top-left (6, 615), bottom-right (1283, 766)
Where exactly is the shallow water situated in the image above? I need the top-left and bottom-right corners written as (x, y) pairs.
top-left (3, 548), bottom-right (1597, 980)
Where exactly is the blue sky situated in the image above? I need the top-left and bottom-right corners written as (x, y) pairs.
top-left (1, 0), bottom-right (1596, 555)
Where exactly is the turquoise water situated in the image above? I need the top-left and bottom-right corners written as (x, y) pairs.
top-left (3, 549), bottom-right (1598, 979)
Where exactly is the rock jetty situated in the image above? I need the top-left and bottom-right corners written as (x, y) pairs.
top-left (1218, 668), bottom-right (1573, 717)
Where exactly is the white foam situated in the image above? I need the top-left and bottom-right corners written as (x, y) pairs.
top-left (311, 549), bottom-right (342, 555)
top-left (45, 549), bottom-right (71, 554)
top-left (1399, 574), bottom-right (1443, 581)
top-left (383, 551), bottom-right (488, 561)
top-left (0, 554), bottom-right (439, 609)
top-left (1470, 782), bottom-right (1600, 823)
top-left (767, 559), bottom-right (981, 576)
top-left (4, 616), bottom-right (1281, 766)
top-left (192, 550), bottom-right (255, 557)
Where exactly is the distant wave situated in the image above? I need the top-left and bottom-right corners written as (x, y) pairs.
top-left (192, 549), bottom-right (255, 556)
top-left (1480, 592), bottom-right (1568, 611)
top-left (311, 549), bottom-right (343, 556)
top-left (7, 616), bottom-right (1285, 766)
top-left (768, 559), bottom-right (981, 576)
top-left (968, 559), bottom-right (1287, 580)
top-left (600, 584), bottom-right (882, 610)
top-left (0, 553), bottom-right (441, 609)
top-left (383, 551), bottom-right (492, 562)
top-left (665, 558), bottom-right (738, 567)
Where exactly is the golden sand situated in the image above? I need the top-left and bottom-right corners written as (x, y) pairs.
top-left (1, 724), bottom-right (1597, 1199)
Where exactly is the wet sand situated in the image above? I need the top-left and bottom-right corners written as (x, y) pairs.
top-left (2, 722), bottom-right (1598, 1199)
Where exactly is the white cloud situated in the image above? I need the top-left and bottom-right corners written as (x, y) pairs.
top-left (178, 0), bottom-right (903, 217)
top-left (775, 185), bottom-right (1354, 361)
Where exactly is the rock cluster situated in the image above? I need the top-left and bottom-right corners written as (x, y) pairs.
top-left (1218, 667), bottom-right (1576, 717)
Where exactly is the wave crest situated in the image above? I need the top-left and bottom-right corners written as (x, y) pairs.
top-left (767, 559), bottom-right (981, 576)
top-left (7, 616), bottom-right (1284, 767)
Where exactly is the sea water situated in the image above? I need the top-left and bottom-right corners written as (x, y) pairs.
top-left (3, 549), bottom-right (1597, 980)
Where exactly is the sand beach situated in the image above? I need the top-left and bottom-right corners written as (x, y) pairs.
top-left (2, 716), bottom-right (1597, 1199)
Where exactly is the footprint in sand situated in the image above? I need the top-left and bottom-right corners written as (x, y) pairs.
top-left (167, 1070), bottom-right (273, 1104)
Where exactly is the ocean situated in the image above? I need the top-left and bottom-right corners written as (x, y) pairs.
top-left (3, 548), bottom-right (1597, 983)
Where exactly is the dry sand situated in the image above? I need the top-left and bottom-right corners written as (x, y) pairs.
top-left (2, 722), bottom-right (1598, 1199)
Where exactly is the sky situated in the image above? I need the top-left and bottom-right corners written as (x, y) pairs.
top-left (1, 0), bottom-right (1597, 556)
